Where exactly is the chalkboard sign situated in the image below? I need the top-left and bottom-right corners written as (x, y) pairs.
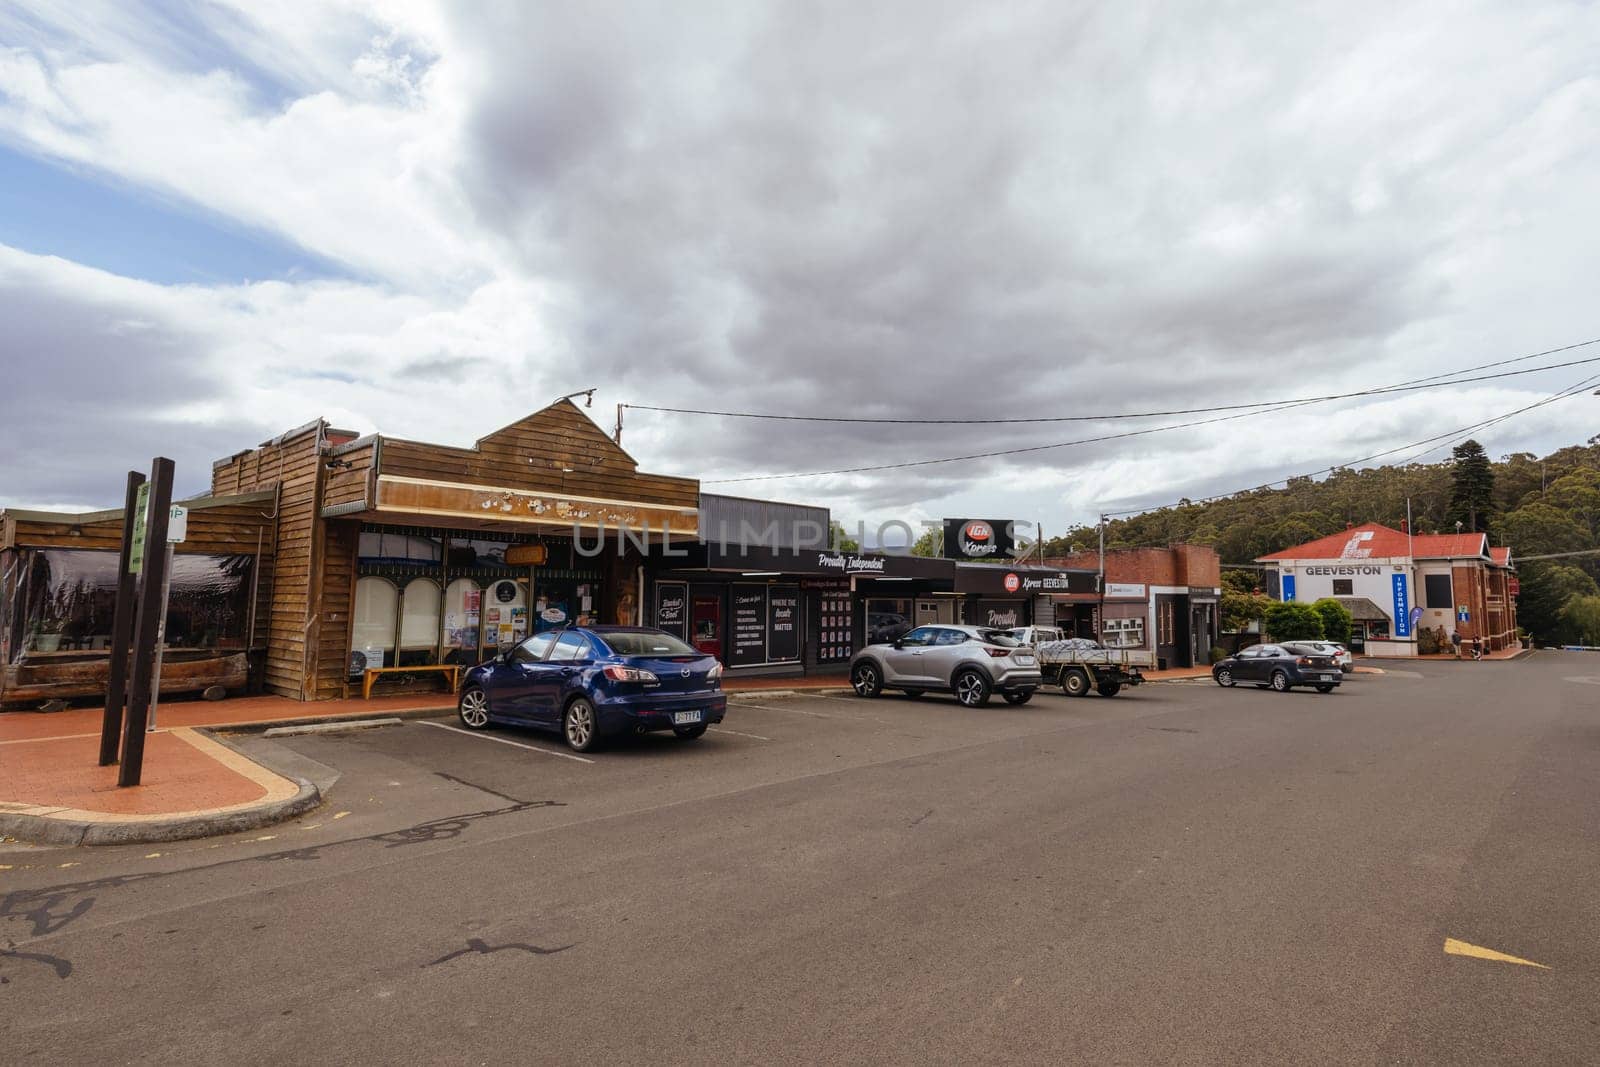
top-left (768, 586), bottom-right (800, 662)
top-left (730, 584), bottom-right (768, 667)
top-left (655, 583), bottom-right (688, 641)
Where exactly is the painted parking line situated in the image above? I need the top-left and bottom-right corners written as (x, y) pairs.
top-left (416, 720), bottom-right (595, 764)
top-left (729, 701), bottom-right (836, 718)
top-left (710, 726), bottom-right (773, 741)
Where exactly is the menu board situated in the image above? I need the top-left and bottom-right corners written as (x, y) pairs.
top-left (655, 583), bottom-right (688, 641)
top-left (768, 586), bottom-right (801, 663)
top-left (813, 586), bottom-right (854, 663)
top-left (730, 584), bottom-right (768, 667)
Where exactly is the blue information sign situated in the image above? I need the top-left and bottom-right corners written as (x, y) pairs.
top-left (1281, 574), bottom-right (1296, 602)
top-left (1392, 573), bottom-right (1412, 637)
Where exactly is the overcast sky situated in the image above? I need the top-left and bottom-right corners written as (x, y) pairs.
top-left (2, 1), bottom-right (1598, 539)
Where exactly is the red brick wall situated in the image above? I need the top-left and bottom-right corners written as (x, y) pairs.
top-left (1045, 544), bottom-right (1221, 588)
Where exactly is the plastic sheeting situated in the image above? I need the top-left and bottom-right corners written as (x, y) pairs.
top-left (3, 548), bottom-right (254, 665)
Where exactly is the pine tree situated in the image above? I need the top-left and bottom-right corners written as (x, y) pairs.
top-left (1447, 439), bottom-right (1496, 536)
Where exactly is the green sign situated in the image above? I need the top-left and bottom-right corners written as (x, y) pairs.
top-left (129, 482), bottom-right (151, 575)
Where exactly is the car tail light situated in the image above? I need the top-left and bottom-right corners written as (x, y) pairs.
top-left (1297, 657), bottom-right (1312, 667)
top-left (984, 647), bottom-right (1011, 658)
top-left (708, 662), bottom-right (723, 681)
top-left (604, 665), bottom-right (658, 683)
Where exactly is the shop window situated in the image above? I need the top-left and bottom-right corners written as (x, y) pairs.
top-left (1332, 579), bottom-right (1353, 596)
top-left (399, 579), bottom-right (442, 666)
top-left (1424, 574), bottom-right (1454, 609)
top-left (351, 577), bottom-right (398, 672)
top-left (442, 578), bottom-right (482, 665)
top-left (482, 579), bottom-right (528, 651)
top-left (865, 598), bottom-right (913, 644)
top-left (358, 531), bottom-right (441, 565)
top-left (7, 549), bottom-right (252, 661)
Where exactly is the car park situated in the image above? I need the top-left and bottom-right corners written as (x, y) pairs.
top-left (457, 626), bottom-right (726, 752)
top-left (1212, 644), bottom-right (1341, 693)
top-left (850, 624), bottom-right (1042, 706)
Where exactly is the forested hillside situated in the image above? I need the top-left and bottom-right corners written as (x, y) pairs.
top-left (1043, 439), bottom-right (1600, 645)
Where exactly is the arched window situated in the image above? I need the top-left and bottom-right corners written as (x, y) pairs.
top-left (351, 577), bottom-right (398, 673)
top-left (399, 578), bottom-right (442, 666)
top-left (442, 578), bottom-right (482, 665)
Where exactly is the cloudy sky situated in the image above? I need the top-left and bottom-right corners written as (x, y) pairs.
top-left (2, 1), bottom-right (1598, 539)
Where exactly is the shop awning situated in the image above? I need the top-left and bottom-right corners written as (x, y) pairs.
top-left (1335, 596), bottom-right (1391, 621)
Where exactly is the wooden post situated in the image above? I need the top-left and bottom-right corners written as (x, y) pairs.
top-left (99, 470), bottom-right (146, 766)
top-left (120, 457), bottom-right (174, 787)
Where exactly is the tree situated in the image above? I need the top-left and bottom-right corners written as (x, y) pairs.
top-left (1310, 598), bottom-right (1353, 644)
top-left (1560, 595), bottom-right (1600, 645)
top-left (1221, 588), bottom-right (1273, 633)
top-left (1447, 439), bottom-right (1496, 536)
top-left (909, 527), bottom-right (941, 557)
top-left (1516, 562), bottom-right (1599, 644)
top-left (1264, 602), bottom-right (1324, 641)
top-left (828, 521), bottom-right (860, 553)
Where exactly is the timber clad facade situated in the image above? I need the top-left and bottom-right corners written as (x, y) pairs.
top-left (1, 400), bottom-right (700, 706)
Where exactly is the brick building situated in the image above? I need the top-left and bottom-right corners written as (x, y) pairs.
top-left (1257, 523), bottom-right (1517, 657)
top-left (1043, 545), bottom-right (1222, 669)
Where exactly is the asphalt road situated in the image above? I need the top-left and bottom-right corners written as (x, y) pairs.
top-left (4, 653), bottom-right (1599, 1064)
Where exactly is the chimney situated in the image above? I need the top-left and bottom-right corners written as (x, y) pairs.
top-left (1400, 518), bottom-right (1408, 534)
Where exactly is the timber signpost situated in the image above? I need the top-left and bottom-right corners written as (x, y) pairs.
top-left (107, 457), bottom-right (176, 787)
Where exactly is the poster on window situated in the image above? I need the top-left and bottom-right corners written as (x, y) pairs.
top-left (730, 584), bottom-right (768, 667)
top-left (768, 586), bottom-right (800, 662)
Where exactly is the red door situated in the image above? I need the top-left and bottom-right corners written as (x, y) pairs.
top-left (692, 595), bottom-right (722, 657)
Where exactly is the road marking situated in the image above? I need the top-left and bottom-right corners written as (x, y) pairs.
top-left (1561, 675), bottom-right (1600, 685)
top-left (710, 727), bottom-right (772, 741)
top-left (730, 701), bottom-right (835, 718)
top-left (1444, 938), bottom-right (1549, 969)
top-left (416, 720), bottom-right (595, 764)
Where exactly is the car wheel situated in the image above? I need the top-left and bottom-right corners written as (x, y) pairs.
top-left (1315, 684), bottom-right (1335, 694)
top-left (1002, 690), bottom-right (1033, 705)
top-left (1061, 669), bottom-right (1090, 698)
top-left (902, 690), bottom-right (925, 700)
top-left (1270, 670), bottom-right (1291, 693)
top-left (458, 686), bottom-right (491, 730)
top-left (1097, 682), bottom-right (1122, 697)
top-left (851, 662), bottom-right (884, 698)
top-left (673, 724), bottom-right (708, 739)
top-left (955, 669), bottom-right (992, 707)
top-left (1214, 667), bottom-right (1235, 687)
top-left (563, 697), bottom-right (601, 752)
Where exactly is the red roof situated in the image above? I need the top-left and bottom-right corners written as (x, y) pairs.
top-left (1489, 546), bottom-right (1511, 567)
top-left (1257, 522), bottom-right (1490, 562)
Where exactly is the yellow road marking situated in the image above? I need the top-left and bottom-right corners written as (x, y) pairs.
top-left (144, 852), bottom-right (162, 859)
top-left (1444, 937), bottom-right (1550, 969)
top-left (332, 810), bottom-right (350, 820)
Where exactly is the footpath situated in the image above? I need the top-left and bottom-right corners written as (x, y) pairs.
top-left (0, 663), bottom-right (1243, 847)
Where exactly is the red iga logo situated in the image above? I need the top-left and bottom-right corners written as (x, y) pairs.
top-left (959, 521), bottom-right (999, 557)
top-left (1003, 572), bottom-right (1020, 593)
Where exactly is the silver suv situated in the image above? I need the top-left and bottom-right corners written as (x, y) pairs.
top-left (849, 624), bottom-right (1043, 706)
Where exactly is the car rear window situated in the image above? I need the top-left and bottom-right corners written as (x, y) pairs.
top-left (977, 629), bottom-right (1024, 647)
top-left (597, 631), bottom-right (700, 657)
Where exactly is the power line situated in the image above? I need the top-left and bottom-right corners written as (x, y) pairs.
top-left (632, 336), bottom-right (1600, 426)
top-left (1100, 372), bottom-right (1600, 518)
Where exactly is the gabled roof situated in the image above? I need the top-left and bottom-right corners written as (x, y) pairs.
top-left (1489, 546), bottom-right (1512, 567)
top-left (1257, 522), bottom-right (1493, 562)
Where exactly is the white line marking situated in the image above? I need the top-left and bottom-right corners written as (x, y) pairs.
top-left (710, 727), bottom-right (773, 741)
top-left (416, 720), bottom-right (595, 764)
top-left (730, 701), bottom-right (835, 718)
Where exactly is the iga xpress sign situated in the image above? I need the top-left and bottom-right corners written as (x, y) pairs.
top-left (943, 518), bottom-right (1016, 560)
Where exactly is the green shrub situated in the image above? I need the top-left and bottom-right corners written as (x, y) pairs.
top-left (1417, 626), bottom-right (1441, 655)
top-left (1209, 646), bottom-right (1229, 664)
top-left (1310, 598), bottom-right (1353, 645)
top-left (1264, 601), bottom-right (1325, 642)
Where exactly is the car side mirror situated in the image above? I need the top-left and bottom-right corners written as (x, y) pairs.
top-left (891, 639), bottom-right (903, 650)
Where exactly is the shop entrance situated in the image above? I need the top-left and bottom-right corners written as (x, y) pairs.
top-left (691, 594), bottom-right (721, 657)
top-left (915, 598), bottom-right (956, 625)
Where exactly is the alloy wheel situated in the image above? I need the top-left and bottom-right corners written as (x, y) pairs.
top-left (957, 672), bottom-right (986, 706)
top-left (565, 701), bottom-right (595, 749)
top-left (1216, 668), bottom-right (1233, 687)
top-left (459, 689), bottom-right (490, 729)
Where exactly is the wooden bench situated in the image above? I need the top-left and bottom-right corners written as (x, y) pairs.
top-left (362, 664), bottom-right (462, 700)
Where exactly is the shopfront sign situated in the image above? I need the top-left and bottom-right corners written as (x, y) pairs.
top-left (956, 565), bottom-right (1097, 597)
top-left (943, 518), bottom-right (1016, 560)
top-left (816, 552), bottom-right (886, 574)
top-left (654, 583), bottom-right (688, 641)
top-left (970, 600), bottom-right (1023, 629)
top-left (375, 474), bottom-right (699, 536)
top-left (504, 543), bottom-right (548, 566)
top-left (730, 585), bottom-right (769, 667)
top-left (768, 587), bottom-right (801, 662)
top-left (1391, 574), bottom-right (1412, 637)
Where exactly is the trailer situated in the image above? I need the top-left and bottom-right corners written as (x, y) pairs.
top-left (1035, 640), bottom-right (1155, 697)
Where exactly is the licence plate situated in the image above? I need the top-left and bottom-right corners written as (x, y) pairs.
top-left (1014, 655), bottom-right (1036, 666)
top-left (672, 709), bottom-right (703, 726)
top-left (1321, 675), bottom-right (1338, 682)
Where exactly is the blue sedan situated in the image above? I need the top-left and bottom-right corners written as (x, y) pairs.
top-left (457, 626), bottom-right (727, 752)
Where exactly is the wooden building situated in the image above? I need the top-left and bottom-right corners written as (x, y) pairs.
top-left (0, 492), bottom-right (277, 706)
top-left (0, 399), bottom-right (700, 706)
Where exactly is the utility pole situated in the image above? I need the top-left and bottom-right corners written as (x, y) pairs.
top-left (614, 403), bottom-right (624, 445)
top-left (1097, 512), bottom-right (1106, 642)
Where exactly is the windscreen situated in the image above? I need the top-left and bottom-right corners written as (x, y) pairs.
top-left (976, 629), bottom-right (1024, 647)
top-left (598, 630), bottom-right (701, 657)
